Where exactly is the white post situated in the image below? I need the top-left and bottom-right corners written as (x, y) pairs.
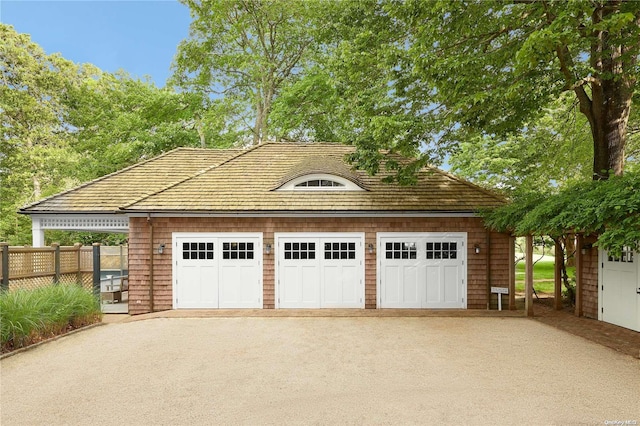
top-left (31, 217), bottom-right (45, 247)
top-left (525, 234), bottom-right (534, 317)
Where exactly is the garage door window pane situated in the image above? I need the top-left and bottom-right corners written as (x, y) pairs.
top-left (223, 241), bottom-right (254, 260)
top-left (426, 241), bottom-right (457, 260)
top-left (182, 242), bottom-right (214, 260)
top-left (608, 247), bottom-right (634, 263)
top-left (385, 242), bottom-right (416, 259)
top-left (324, 241), bottom-right (357, 260)
top-left (285, 242), bottom-right (315, 260)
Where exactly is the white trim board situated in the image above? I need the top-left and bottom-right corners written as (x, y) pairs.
top-left (127, 211), bottom-right (478, 218)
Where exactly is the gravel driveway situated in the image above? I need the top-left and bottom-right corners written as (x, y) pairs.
top-left (1, 317), bottom-right (638, 425)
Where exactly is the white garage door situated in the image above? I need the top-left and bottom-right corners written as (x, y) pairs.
top-left (276, 233), bottom-right (364, 308)
top-left (599, 248), bottom-right (639, 332)
top-left (379, 233), bottom-right (466, 309)
top-left (173, 233), bottom-right (262, 309)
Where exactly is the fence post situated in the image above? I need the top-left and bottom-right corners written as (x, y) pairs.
top-left (74, 243), bottom-right (83, 285)
top-left (92, 243), bottom-right (101, 298)
top-left (52, 243), bottom-right (61, 285)
top-left (1, 243), bottom-right (8, 291)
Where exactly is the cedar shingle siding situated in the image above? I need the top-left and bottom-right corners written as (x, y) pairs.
top-left (128, 216), bottom-right (511, 314)
top-left (581, 236), bottom-right (600, 319)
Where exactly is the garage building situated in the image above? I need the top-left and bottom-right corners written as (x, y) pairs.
top-left (21, 142), bottom-right (513, 314)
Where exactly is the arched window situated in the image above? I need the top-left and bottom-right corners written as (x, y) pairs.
top-left (278, 174), bottom-right (364, 191)
top-left (295, 179), bottom-right (345, 188)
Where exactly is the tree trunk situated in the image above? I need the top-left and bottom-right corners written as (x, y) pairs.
top-left (262, 85), bottom-right (274, 143)
top-left (32, 175), bottom-right (41, 200)
top-left (589, 39), bottom-right (633, 179)
top-left (565, 233), bottom-right (576, 268)
top-left (25, 136), bottom-right (42, 199)
top-left (253, 82), bottom-right (274, 145)
top-left (196, 120), bottom-right (206, 148)
top-left (253, 98), bottom-right (263, 145)
top-left (584, 1), bottom-right (636, 180)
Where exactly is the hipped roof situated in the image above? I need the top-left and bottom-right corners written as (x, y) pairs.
top-left (21, 142), bottom-right (505, 214)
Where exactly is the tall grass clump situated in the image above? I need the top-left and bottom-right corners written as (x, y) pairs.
top-left (1, 285), bottom-right (101, 353)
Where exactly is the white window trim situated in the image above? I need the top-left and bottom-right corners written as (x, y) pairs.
top-left (278, 173), bottom-right (364, 191)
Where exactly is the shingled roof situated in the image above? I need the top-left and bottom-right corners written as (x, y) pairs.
top-left (20, 148), bottom-right (240, 213)
top-left (21, 142), bottom-right (504, 214)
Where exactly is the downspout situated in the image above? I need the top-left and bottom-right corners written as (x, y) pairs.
top-left (485, 230), bottom-right (492, 309)
top-left (147, 214), bottom-right (154, 312)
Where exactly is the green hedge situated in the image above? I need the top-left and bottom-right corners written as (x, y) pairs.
top-left (1, 285), bottom-right (102, 352)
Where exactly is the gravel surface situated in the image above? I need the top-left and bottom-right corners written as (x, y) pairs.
top-left (1, 317), bottom-right (639, 425)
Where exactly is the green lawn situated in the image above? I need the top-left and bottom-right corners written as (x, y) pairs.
top-left (514, 259), bottom-right (575, 293)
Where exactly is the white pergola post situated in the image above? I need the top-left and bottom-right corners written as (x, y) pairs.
top-left (525, 234), bottom-right (534, 317)
top-left (508, 235), bottom-right (516, 310)
top-left (31, 217), bottom-right (45, 247)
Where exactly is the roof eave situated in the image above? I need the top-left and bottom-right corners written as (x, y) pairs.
top-left (19, 210), bottom-right (125, 216)
top-left (121, 209), bottom-right (483, 217)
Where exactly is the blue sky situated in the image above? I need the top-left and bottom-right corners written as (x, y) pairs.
top-left (1, 0), bottom-right (192, 87)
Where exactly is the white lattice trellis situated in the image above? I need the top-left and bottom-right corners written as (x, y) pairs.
top-left (31, 215), bottom-right (129, 246)
top-left (39, 216), bottom-right (129, 231)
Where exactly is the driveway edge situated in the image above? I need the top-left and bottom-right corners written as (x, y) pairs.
top-left (0, 322), bottom-right (106, 360)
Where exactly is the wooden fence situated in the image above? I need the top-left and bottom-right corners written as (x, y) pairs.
top-left (0, 243), bottom-right (126, 293)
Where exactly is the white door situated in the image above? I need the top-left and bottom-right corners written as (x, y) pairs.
top-left (218, 240), bottom-right (261, 308)
top-left (425, 241), bottom-right (465, 308)
top-left (379, 233), bottom-right (466, 309)
top-left (276, 233), bottom-right (364, 308)
top-left (175, 238), bottom-right (218, 308)
top-left (279, 240), bottom-right (321, 308)
top-left (380, 241), bottom-right (422, 308)
top-left (321, 239), bottom-right (361, 308)
top-left (600, 248), bottom-right (639, 332)
top-left (174, 233), bottom-right (262, 309)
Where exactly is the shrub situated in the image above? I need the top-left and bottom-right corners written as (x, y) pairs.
top-left (0, 285), bottom-right (101, 353)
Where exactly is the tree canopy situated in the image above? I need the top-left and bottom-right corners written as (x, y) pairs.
top-left (1, 24), bottom-right (83, 243)
top-left (66, 68), bottom-right (212, 179)
top-left (448, 94), bottom-right (594, 195)
top-left (172, 0), bottom-right (321, 145)
top-left (483, 170), bottom-right (640, 254)
top-left (308, 1), bottom-right (639, 182)
top-left (0, 24), bottom-right (232, 245)
top-left (2, 1), bottom-right (640, 248)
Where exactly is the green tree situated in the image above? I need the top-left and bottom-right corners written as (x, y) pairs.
top-left (172, 0), bottom-right (321, 145)
top-left (1, 25), bottom-right (226, 244)
top-left (405, 0), bottom-right (639, 179)
top-left (448, 93), bottom-right (595, 195)
top-left (1, 24), bottom-right (82, 244)
top-left (66, 68), bottom-right (214, 179)
top-left (321, 1), bottom-right (639, 181)
top-left (483, 170), bottom-right (640, 254)
top-left (271, 0), bottom-right (430, 183)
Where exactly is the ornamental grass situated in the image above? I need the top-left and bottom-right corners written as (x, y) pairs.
top-left (0, 285), bottom-right (101, 353)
